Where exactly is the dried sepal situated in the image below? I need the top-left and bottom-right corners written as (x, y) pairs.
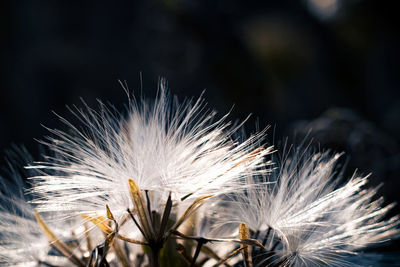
top-left (128, 178), bottom-right (154, 239)
top-left (106, 204), bottom-right (115, 221)
top-left (239, 222), bottom-right (252, 267)
top-left (87, 209), bottom-right (118, 267)
top-left (199, 245), bottom-right (230, 266)
top-left (80, 214), bottom-right (113, 234)
top-left (117, 234), bottom-right (148, 245)
top-left (212, 247), bottom-right (245, 267)
top-left (112, 239), bottom-right (130, 267)
top-left (172, 195), bottom-right (214, 232)
top-left (84, 222), bottom-right (94, 252)
top-left (34, 211), bottom-right (85, 267)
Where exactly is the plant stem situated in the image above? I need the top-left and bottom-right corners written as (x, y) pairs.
top-left (149, 246), bottom-right (161, 267)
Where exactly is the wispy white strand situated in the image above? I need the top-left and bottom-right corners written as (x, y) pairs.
top-left (29, 83), bottom-right (272, 221)
top-left (0, 169), bottom-right (111, 266)
top-left (209, 148), bottom-right (399, 266)
top-left (0, 166), bottom-right (69, 266)
top-left (2, 84), bottom-right (398, 266)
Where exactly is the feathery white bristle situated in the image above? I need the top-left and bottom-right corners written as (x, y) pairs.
top-left (0, 167), bottom-right (68, 266)
top-left (210, 148), bottom-right (400, 266)
top-left (29, 84), bottom-right (272, 220)
top-left (0, 198), bottom-right (50, 266)
top-left (0, 150), bottom-right (116, 266)
top-left (3, 84), bottom-right (398, 266)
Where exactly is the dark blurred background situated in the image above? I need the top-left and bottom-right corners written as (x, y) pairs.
top-left (1, 0), bottom-right (399, 252)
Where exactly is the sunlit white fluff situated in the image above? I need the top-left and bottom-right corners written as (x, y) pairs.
top-left (0, 151), bottom-right (114, 266)
top-left (211, 147), bottom-right (400, 266)
top-left (30, 82), bottom-right (272, 220)
top-left (0, 187), bottom-right (49, 266)
top-left (0, 161), bottom-right (71, 266)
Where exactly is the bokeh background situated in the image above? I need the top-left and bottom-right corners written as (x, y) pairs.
top-left (1, 0), bottom-right (399, 253)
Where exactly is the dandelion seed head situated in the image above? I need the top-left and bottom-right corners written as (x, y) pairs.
top-left (30, 82), bottom-right (272, 221)
top-left (4, 82), bottom-right (398, 266)
top-left (210, 146), bottom-right (400, 266)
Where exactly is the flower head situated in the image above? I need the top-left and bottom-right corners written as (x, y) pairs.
top-left (211, 147), bottom-right (400, 266)
top-left (30, 82), bottom-right (272, 221)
